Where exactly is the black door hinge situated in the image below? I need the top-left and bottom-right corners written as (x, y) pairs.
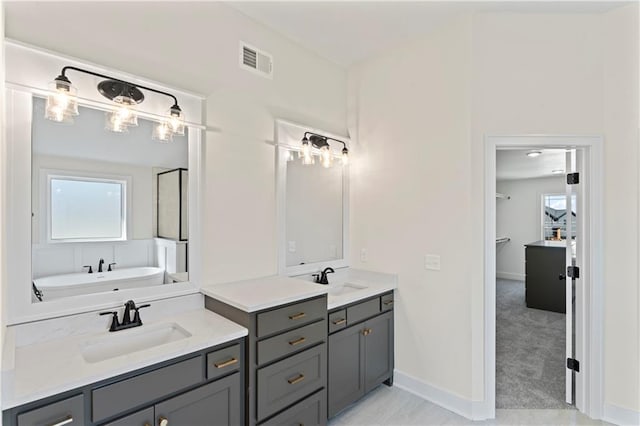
top-left (567, 266), bottom-right (580, 279)
top-left (567, 358), bottom-right (580, 372)
top-left (567, 173), bottom-right (579, 185)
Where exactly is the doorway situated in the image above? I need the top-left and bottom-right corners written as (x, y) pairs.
top-left (484, 135), bottom-right (604, 419)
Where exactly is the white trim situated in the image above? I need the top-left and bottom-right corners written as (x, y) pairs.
top-left (394, 370), bottom-right (489, 420)
top-left (495, 271), bottom-right (525, 281)
top-left (275, 119), bottom-right (350, 276)
top-left (603, 403), bottom-right (640, 426)
top-left (483, 135), bottom-right (604, 419)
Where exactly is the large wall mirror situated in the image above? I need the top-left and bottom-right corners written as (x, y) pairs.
top-left (276, 120), bottom-right (350, 276)
top-left (4, 42), bottom-right (204, 324)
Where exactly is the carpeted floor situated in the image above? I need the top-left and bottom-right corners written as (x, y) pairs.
top-left (496, 279), bottom-right (569, 409)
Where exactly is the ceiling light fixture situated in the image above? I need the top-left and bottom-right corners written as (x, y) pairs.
top-left (526, 150), bottom-right (542, 158)
top-left (300, 132), bottom-right (349, 167)
top-left (45, 66), bottom-right (185, 140)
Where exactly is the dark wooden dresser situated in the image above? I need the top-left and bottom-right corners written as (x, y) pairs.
top-left (524, 240), bottom-right (566, 313)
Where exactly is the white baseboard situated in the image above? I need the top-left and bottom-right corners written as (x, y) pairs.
top-left (393, 370), bottom-right (491, 420)
top-left (496, 271), bottom-right (525, 281)
top-left (603, 403), bottom-right (640, 425)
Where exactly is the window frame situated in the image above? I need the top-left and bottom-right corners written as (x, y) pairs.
top-left (41, 169), bottom-right (132, 244)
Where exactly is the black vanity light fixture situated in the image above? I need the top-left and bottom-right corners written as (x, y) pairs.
top-left (45, 66), bottom-right (185, 142)
top-left (300, 132), bottom-right (349, 168)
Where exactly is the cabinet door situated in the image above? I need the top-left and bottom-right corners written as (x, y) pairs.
top-left (155, 372), bottom-right (240, 426)
top-left (104, 407), bottom-right (153, 426)
top-left (328, 324), bottom-right (365, 418)
top-left (364, 311), bottom-right (393, 393)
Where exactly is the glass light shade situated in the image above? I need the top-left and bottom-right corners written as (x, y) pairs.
top-left (342, 150), bottom-right (349, 166)
top-left (111, 95), bottom-right (138, 127)
top-left (301, 141), bottom-right (313, 165)
top-left (105, 112), bottom-right (129, 133)
top-left (45, 80), bottom-right (79, 123)
top-left (153, 121), bottom-right (173, 142)
top-left (320, 145), bottom-right (332, 168)
top-left (167, 106), bottom-right (185, 136)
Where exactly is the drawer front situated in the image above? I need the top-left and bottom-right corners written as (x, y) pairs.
top-left (258, 320), bottom-right (325, 365)
top-left (257, 344), bottom-right (326, 421)
top-left (103, 407), bottom-right (153, 426)
top-left (381, 293), bottom-right (394, 311)
top-left (328, 310), bottom-right (347, 334)
top-left (207, 343), bottom-right (241, 380)
top-left (92, 356), bottom-right (202, 422)
top-left (347, 298), bottom-right (380, 325)
top-left (257, 297), bottom-right (326, 338)
top-left (17, 395), bottom-right (84, 426)
top-left (261, 389), bottom-right (327, 426)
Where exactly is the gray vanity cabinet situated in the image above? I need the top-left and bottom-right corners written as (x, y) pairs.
top-left (3, 340), bottom-right (244, 426)
top-left (205, 294), bottom-right (328, 426)
top-left (328, 292), bottom-right (394, 419)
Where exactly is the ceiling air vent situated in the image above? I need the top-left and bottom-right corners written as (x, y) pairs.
top-left (240, 42), bottom-right (273, 78)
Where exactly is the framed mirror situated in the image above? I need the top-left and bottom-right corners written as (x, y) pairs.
top-left (4, 42), bottom-right (204, 324)
top-left (275, 119), bottom-right (350, 276)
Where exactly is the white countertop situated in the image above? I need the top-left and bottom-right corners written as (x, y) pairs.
top-left (200, 275), bottom-right (329, 312)
top-left (1, 308), bottom-right (247, 409)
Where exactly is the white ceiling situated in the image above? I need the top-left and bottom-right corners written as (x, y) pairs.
top-left (497, 149), bottom-right (567, 181)
top-left (228, 1), bottom-right (630, 66)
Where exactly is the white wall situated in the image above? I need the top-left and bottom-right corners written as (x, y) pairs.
top-left (496, 176), bottom-right (565, 280)
top-left (349, 4), bottom-right (639, 416)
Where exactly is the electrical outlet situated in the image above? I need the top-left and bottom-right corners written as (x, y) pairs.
top-left (360, 248), bottom-right (368, 263)
top-left (288, 241), bottom-right (296, 253)
top-left (425, 254), bottom-right (441, 271)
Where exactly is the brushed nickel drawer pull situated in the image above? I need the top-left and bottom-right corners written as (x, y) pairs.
top-left (289, 312), bottom-right (306, 320)
top-left (48, 415), bottom-right (73, 426)
top-left (383, 300), bottom-right (394, 306)
top-left (288, 336), bottom-right (306, 346)
top-left (214, 357), bottom-right (238, 368)
top-left (332, 318), bottom-right (346, 325)
top-left (287, 373), bottom-right (305, 385)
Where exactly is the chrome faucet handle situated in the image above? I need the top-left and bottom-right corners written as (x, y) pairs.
top-left (83, 265), bottom-right (93, 274)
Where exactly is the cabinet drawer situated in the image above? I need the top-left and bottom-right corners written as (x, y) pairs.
top-left (103, 407), bottom-right (153, 426)
top-left (207, 343), bottom-right (241, 380)
top-left (257, 344), bottom-right (326, 421)
top-left (261, 389), bottom-right (327, 426)
top-left (258, 320), bottom-right (325, 365)
top-left (328, 310), bottom-right (347, 334)
top-left (17, 395), bottom-right (84, 426)
top-left (257, 297), bottom-right (326, 338)
top-left (347, 298), bottom-right (380, 325)
top-left (92, 356), bottom-right (202, 422)
top-left (381, 293), bottom-right (394, 311)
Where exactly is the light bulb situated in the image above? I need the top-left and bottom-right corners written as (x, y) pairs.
top-left (301, 139), bottom-right (313, 165)
top-left (342, 148), bottom-right (349, 166)
top-left (320, 145), bottom-right (332, 168)
top-left (45, 77), bottom-right (78, 123)
top-left (112, 95), bottom-right (138, 127)
top-left (167, 105), bottom-right (185, 136)
top-left (153, 121), bottom-right (173, 142)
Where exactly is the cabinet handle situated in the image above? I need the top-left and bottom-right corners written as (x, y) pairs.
top-left (332, 318), bottom-right (346, 325)
top-left (287, 373), bottom-right (305, 385)
top-left (362, 328), bottom-right (372, 336)
top-left (289, 312), bottom-right (306, 320)
top-left (48, 415), bottom-right (73, 426)
top-left (383, 300), bottom-right (394, 306)
top-left (158, 416), bottom-right (169, 426)
top-left (288, 336), bottom-right (306, 346)
top-left (214, 357), bottom-right (238, 368)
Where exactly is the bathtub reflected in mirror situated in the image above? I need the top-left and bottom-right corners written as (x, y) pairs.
top-left (30, 97), bottom-right (189, 303)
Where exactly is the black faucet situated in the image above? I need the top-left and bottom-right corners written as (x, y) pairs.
top-left (313, 267), bottom-right (335, 285)
top-left (98, 258), bottom-right (105, 273)
top-left (100, 300), bottom-right (151, 332)
top-left (108, 262), bottom-right (116, 272)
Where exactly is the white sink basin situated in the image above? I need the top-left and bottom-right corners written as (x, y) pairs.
top-left (81, 322), bottom-right (192, 363)
top-left (328, 282), bottom-right (368, 296)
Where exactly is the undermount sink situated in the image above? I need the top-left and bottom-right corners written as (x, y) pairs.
top-left (328, 282), bottom-right (368, 296)
top-left (81, 322), bottom-right (192, 363)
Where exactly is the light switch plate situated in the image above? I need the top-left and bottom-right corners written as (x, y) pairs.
top-left (360, 248), bottom-right (368, 263)
top-left (425, 254), bottom-right (441, 270)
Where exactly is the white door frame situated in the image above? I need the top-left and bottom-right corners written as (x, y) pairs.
top-left (484, 135), bottom-right (604, 419)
